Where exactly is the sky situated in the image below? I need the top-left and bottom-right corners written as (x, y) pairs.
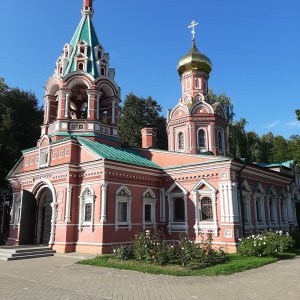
top-left (1, 0), bottom-right (299, 139)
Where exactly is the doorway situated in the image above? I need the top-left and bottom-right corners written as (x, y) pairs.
top-left (35, 188), bottom-right (53, 245)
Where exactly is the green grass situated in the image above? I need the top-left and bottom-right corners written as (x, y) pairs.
top-left (77, 253), bottom-right (292, 276)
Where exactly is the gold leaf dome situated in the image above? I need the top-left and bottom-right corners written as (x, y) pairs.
top-left (177, 39), bottom-right (212, 76)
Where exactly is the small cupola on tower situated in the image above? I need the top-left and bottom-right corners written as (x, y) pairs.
top-left (177, 21), bottom-right (212, 107)
top-left (167, 21), bottom-right (227, 156)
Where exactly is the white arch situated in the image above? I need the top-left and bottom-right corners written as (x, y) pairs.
top-left (116, 185), bottom-right (131, 196)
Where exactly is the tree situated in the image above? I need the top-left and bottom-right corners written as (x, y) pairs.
top-left (295, 109), bottom-right (300, 121)
top-left (287, 135), bottom-right (300, 165)
top-left (0, 79), bottom-right (43, 188)
top-left (118, 93), bottom-right (168, 149)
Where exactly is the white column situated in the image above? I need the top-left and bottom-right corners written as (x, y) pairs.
top-left (193, 193), bottom-right (199, 235)
top-left (64, 94), bottom-right (70, 117)
top-left (100, 183), bottom-right (108, 222)
top-left (96, 94), bottom-right (100, 119)
top-left (184, 193), bottom-right (188, 234)
top-left (112, 100), bottom-right (116, 124)
top-left (219, 184), bottom-right (225, 222)
top-left (167, 196), bottom-right (172, 235)
top-left (188, 125), bottom-right (192, 151)
top-left (212, 192), bottom-right (218, 236)
top-left (87, 94), bottom-right (91, 118)
top-left (224, 184), bottom-right (229, 222)
top-left (64, 185), bottom-right (72, 222)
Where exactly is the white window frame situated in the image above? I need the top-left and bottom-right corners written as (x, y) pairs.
top-left (114, 186), bottom-right (132, 232)
top-left (166, 182), bottom-right (188, 235)
top-left (78, 186), bottom-right (95, 232)
top-left (191, 179), bottom-right (218, 236)
top-left (142, 189), bottom-right (157, 231)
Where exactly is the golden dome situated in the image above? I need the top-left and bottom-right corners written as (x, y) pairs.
top-left (177, 40), bottom-right (212, 76)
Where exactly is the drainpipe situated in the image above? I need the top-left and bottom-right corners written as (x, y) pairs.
top-left (238, 158), bottom-right (247, 237)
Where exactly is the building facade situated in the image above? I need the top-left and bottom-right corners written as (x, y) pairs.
top-left (6, 0), bottom-right (299, 254)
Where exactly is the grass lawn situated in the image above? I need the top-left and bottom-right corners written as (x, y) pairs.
top-left (77, 250), bottom-right (299, 276)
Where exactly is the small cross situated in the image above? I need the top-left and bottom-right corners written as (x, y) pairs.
top-left (188, 20), bottom-right (198, 40)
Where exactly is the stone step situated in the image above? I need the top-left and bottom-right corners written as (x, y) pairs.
top-left (0, 246), bottom-right (56, 261)
top-left (0, 246), bottom-right (52, 254)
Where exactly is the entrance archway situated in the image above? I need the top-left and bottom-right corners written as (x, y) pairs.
top-left (35, 188), bottom-right (53, 245)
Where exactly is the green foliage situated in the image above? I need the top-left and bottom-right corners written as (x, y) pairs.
top-left (118, 93), bottom-right (168, 149)
top-left (295, 109), bottom-right (300, 121)
top-left (238, 231), bottom-right (294, 257)
top-left (112, 230), bottom-right (227, 269)
top-left (0, 78), bottom-right (43, 188)
top-left (113, 244), bottom-right (134, 260)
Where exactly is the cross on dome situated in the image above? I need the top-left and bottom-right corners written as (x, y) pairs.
top-left (188, 20), bottom-right (198, 40)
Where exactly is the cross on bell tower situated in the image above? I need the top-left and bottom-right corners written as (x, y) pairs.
top-left (188, 20), bottom-right (198, 40)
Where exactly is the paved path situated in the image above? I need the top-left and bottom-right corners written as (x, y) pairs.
top-left (0, 254), bottom-right (300, 300)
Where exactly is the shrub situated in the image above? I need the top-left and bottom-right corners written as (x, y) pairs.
top-left (112, 230), bottom-right (228, 268)
top-left (238, 231), bottom-right (294, 257)
top-left (113, 244), bottom-right (134, 260)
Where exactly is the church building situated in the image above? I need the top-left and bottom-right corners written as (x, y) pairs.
top-left (6, 0), bottom-right (300, 254)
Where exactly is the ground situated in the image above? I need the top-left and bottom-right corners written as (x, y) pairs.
top-left (0, 253), bottom-right (299, 299)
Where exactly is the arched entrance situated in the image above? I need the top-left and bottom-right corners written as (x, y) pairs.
top-left (35, 188), bottom-right (53, 245)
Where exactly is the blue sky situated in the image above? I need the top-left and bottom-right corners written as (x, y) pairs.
top-left (1, 0), bottom-right (299, 138)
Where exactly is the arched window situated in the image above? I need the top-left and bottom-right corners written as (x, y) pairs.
top-left (79, 187), bottom-right (95, 232)
top-left (217, 131), bottom-right (222, 151)
top-left (174, 198), bottom-right (185, 222)
top-left (200, 197), bottom-right (213, 221)
top-left (269, 199), bottom-right (274, 222)
top-left (142, 189), bottom-right (156, 230)
top-left (256, 199), bottom-right (261, 222)
top-left (178, 132), bottom-right (184, 150)
top-left (281, 200), bottom-right (285, 222)
top-left (78, 63), bottom-right (84, 71)
top-left (195, 78), bottom-right (201, 89)
top-left (115, 186), bottom-right (132, 231)
top-left (198, 129), bottom-right (206, 147)
top-left (101, 67), bottom-right (105, 76)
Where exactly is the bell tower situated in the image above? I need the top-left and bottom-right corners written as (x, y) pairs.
top-left (167, 21), bottom-right (227, 156)
top-left (41, 0), bottom-right (121, 146)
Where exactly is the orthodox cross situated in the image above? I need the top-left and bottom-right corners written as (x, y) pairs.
top-left (188, 20), bottom-right (198, 40)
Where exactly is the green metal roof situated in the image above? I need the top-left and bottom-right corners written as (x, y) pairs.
top-left (77, 137), bottom-right (161, 169)
top-left (64, 15), bottom-right (100, 77)
top-left (254, 160), bottom-right (294, 169)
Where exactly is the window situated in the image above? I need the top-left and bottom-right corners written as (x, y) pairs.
top-left (198, 129), bottom-right (206, 147)
top-left (145, 205), bottom-right (151, 221)
top-left (84, 203), bottom-right (92, 222)
top-left (78, 62), bottom-right (84, 70)
top-left (39, 148), bottom-right (50, 168)
top-left (78, 187), bottom-right (95, 231)
top-left (115, 186), bottom-right (132, 231)
top-left (118, 202), bottom-right (127, 222)
top-left (174, 198), bottom-right (185, 222)
top-left (269, 199), bottom-right (274, 222)
top-left (281, 200), bottom-right (286, 222)
top-left (256, 198), bottom-right (261, 222)
top-left (178, 132), bottom-right (184, 150)
top-left (142, 189), bottom-right (157, 230)
top-left (200, 197), bottom-right (213, 221)
top-left (217, 131), bottom-right (222, 151)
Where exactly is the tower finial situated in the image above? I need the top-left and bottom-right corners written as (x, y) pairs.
top-left (83, 0), bottom-right (94, 8)
top-left (188, 20), bottom-right (198, 41)
top-left (82, 0), bottom-right (94, 17)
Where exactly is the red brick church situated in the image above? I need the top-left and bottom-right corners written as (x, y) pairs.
top-left (6, 0), bottom-right (300, 253)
